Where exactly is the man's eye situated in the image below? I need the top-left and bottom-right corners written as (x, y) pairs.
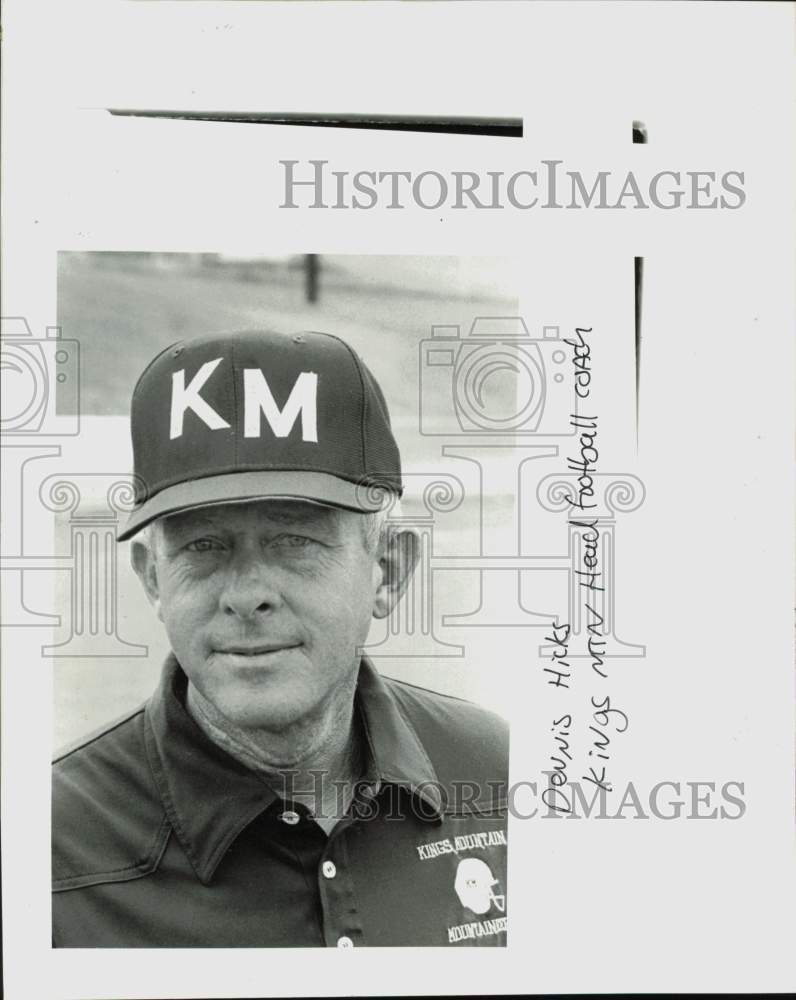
top-left (272, 534), bottom-right (316, 549)
top-left (184, 538), bottom-right (223, 553)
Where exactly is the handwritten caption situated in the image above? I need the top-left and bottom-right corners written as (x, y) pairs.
top-left (542, 327), bottom-right (629, 814)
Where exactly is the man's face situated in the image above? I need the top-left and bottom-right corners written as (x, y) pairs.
top-left (135, 499), bottom-right (384, 732)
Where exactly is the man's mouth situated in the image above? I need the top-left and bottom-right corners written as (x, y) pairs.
top-left (214, 643), bottom-right (302, 657)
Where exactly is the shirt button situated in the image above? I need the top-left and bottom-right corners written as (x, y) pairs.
top-left (321, 860), bottom-right (337, 879)
top-left (279, 810), bottom-right (300, 826)
top-left (337, 936), bottom-right (354, 949)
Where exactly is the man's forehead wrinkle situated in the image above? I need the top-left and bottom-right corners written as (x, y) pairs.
top-left (257, 504), bottom-right (338, 526)
top-left (160, 509), bottom-right (221, 536)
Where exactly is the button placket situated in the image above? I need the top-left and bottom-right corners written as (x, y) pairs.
top-left (318, 826), bottom-right (363, 948)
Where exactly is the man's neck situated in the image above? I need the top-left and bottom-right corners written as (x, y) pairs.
top-left (185, 683), bottom-right (364, 834)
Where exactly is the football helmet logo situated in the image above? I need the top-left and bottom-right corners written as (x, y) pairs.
top-left (454, 858), bottom-right (506, 915)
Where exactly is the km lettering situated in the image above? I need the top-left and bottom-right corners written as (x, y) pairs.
top-left (170, 358), bottom-right (318, 442)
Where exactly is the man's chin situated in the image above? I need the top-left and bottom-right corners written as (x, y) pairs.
top-left (211, 689), bottom-right (317, 735)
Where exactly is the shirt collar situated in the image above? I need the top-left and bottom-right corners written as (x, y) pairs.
top-left (144, 654), bottom-right (442, 885)
top-left (354, 656), bottom-right (444, 818)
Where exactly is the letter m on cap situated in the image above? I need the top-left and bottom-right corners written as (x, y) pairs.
top-left (244, 369), bottom-right (318, 441)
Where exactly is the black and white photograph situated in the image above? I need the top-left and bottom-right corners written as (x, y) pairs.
top-left (51, 252), bottom-right (521, 948)
top-left (2, 1), bottom-right (795, 997)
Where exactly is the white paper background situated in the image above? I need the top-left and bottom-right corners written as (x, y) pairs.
top-left (2, 1), bottom-right (794, 997)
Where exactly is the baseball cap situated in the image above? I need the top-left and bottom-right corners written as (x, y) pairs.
top-left (118, 330), bottom-right (403, 541)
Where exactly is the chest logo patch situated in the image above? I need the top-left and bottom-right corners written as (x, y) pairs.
top-left (454, 858), bottom-right (506, 915)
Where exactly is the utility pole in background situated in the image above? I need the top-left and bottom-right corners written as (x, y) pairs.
top-left (304, 254), bottom-right (320, 303)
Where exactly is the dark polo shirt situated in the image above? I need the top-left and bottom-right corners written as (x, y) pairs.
top-left (52, 656), bottom-right (509, 948)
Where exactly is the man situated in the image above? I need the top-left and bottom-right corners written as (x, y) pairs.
top-left (52, 329), bottom-right (509, 948)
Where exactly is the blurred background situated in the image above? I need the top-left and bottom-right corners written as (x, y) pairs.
top-left (54, 252), bottom-right (522, 748)
top-left (58, 253), bottom-right (518, 407)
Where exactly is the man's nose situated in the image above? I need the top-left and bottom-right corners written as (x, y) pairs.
top-left (218, 549), bottom-right (282, 619)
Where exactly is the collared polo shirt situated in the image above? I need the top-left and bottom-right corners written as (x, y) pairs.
top-left (53, 656), bottom-right (509, 948)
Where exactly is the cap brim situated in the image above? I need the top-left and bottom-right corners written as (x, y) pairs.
top-left (118, 471), bottom-right (393, 541)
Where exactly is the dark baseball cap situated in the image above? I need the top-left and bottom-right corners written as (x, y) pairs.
top-left (118, 330), bottom-right (403, 541)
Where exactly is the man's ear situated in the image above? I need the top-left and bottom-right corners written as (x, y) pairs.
top-left (131, 539), bottom-right (163, 621)
top-left (372, 527), bottom-right (421, 620)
